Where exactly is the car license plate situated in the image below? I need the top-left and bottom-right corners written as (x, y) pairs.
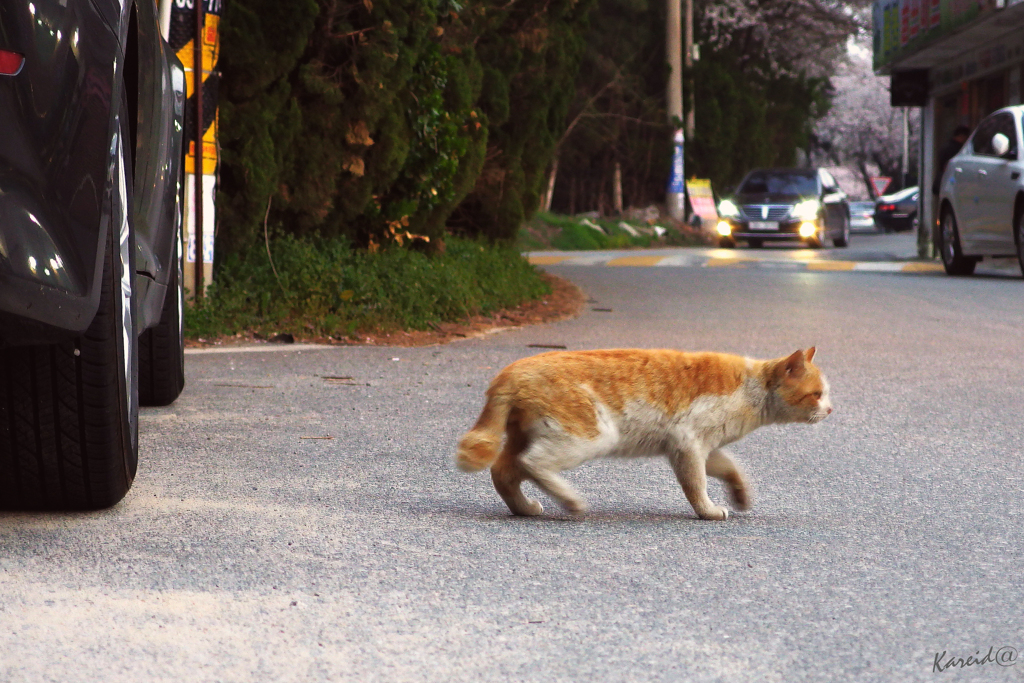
top-left (749, 221), bottom-right (779, 231)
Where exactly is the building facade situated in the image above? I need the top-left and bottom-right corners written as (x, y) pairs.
top-left (873, 0), bottom-right (1024, 256)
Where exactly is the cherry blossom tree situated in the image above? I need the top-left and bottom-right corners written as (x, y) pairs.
top-left (813, 37), bottom-right (920, 198)
top-left (700, 0), bottom-right (867, 78)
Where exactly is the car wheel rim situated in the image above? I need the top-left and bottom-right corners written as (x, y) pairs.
top-left (941, 215), bottom-right (955, 264)
top-left (176, 230), bottom-right (184, 350)
top-left (116, 133), bottom-right (134, 429)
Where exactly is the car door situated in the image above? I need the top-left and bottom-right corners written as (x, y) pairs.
top-left (973, 112), bottom-right (1020, 253)
top-left (952, 121), bottom-right (1000, 251)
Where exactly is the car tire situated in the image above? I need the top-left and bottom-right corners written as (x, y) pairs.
top-left (139, 226), bottom-right (185, 406)
top-left (833, 215), bottom-right (850, 248)
top-left (718, 238), bottom-right (736, 249)
top-left (1015, 209), bottom-right (1024, 278)
top-left (938, 208), bottom-right (976, 276)
top-left (0, 122), bottom-right (138, 510)
top-left (747, 239), bottom-right (763, 249)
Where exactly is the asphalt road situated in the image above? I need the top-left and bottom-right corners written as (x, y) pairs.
top-left (3, 235), bottom-right (1024, 682)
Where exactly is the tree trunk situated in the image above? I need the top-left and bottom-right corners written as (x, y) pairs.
top-left (857, 159), bottom-right (875, 199)
top-left (613, 161), bottom-right (623, 214)
top-left (543, 157), bottom-right (558, 213)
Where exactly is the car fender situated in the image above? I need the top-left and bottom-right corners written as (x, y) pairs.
top-left (0, 0), bottom-right (132, 346)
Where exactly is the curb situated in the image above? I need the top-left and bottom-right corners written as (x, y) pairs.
top-left (528, 254), bottom-right (946, 274)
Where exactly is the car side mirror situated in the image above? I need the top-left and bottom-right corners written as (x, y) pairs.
top-left (991, 132), bottom-right (1010, 158)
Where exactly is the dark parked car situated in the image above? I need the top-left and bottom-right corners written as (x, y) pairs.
top-left (0, 0), bottom-right (187, 509)
top-left (849, 201), bottom-right (877, 231)
top-left (874, 186), bottom-right (919, 232)
top-left (716, 168), bottom-right (850, 248)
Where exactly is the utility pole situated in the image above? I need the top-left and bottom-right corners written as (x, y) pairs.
top-left (665, 0), bottom-right (684, 219)
top-left (684, 0), bottom-right (695, 140)
top-left (193, 0), bottom-right (204, 299)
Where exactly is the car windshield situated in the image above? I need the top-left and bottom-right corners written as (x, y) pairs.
top-left (738, 171), bottom-right (818, 197)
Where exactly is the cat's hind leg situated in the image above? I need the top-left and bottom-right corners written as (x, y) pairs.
top-left (490, 417), bottom-right (544, 516)
top-left (706, 448), bottom-right (751, 511)
top-left (527, 469), bottom-right (588, 514)
top-left (668, 445), bottom-right (730, 521)
top-left (519, 440), bottom-right (588, 514)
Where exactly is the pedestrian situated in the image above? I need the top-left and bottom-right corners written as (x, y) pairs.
top-left (932, 125), bottom-right (971, 195)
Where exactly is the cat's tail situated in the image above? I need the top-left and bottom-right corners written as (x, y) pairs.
top-left (455, 389), bottom-right (512, 472)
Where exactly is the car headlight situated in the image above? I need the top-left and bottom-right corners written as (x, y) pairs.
top-left (791, 199), bottom-right (821, 221)
top-left (798, 222), bottom-right (817, 238)
top-left (718, 199), bottom-right (740, 219)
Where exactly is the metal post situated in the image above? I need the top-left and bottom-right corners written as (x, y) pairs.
top-left (193, 0), bottom-right (204, 299)
top-left (666, 0), bottom-right (684, 219)
top-left (901, 107), bottom-right (909, 189)
top-left (683, 0), bottom-right (695, 140)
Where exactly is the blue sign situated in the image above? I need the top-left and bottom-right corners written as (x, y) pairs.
top-left (668, 141), bottom-right (685, 193)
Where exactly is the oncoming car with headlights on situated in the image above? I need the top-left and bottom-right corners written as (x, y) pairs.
top-left (715, 168), bottom-right (851, 249)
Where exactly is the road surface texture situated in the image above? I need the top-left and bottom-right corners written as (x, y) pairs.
top-left (3, 240), bottom-right (1023, 681)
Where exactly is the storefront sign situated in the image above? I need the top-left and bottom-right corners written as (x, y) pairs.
top-left (932, 31), bottom-right (1024, 90)
top-left (873, 0), bottom-right (991, 70)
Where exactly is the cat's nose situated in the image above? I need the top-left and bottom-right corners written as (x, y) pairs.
top-left (826, 407), bottom-right (832, 415)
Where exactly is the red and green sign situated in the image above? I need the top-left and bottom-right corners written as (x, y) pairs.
top-left (873, 0), bottom-right (988, 70)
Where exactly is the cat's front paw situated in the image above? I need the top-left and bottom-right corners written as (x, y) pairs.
top-left (516, 499), bottom-right (544, 516)
top-left (728, 483), bottom-right (751, 511)
top-left (698, 505), bottom-right (730, 521)
top-left (562, 498), bottom-right (588, 515)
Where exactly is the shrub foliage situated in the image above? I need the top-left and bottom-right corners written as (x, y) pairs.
top-left (217, 0), bottom-right (593, 256)
top-left (185, 236), bottom-right (552, 338)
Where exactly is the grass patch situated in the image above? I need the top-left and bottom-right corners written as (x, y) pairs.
top-left (185, 235), bottom-right (551, 340)
top-left (518, 212), bottom-right (706, 251)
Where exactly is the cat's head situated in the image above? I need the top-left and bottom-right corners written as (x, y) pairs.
top-left (770, 347), bottom-right (832, 424)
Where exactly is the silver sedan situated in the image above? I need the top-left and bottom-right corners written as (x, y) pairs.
top-left (936, 105), bottom-right (1024, 276)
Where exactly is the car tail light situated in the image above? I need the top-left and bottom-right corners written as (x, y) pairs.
top-left (0, 50), bottom-right (24, 75)
top-left (879, 204), bottom-right (894, 211)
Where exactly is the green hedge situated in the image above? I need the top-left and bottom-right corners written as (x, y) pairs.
top-left (216, 0), bottom-right (594, 257)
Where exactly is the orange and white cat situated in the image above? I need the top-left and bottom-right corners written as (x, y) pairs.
top-left (456, 348), bottom-right (831, 520)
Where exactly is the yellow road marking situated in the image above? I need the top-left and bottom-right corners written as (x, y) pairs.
top-left (606, 255), bottom-right (665, 267)
top-left (807, 261), bottom-right (856, 271)
top-left (528, 256), bottom-right (570, 265)
top-left (705, 257), bottom-right (750, 267)
top-left (901, 262), bottom-right (944, 273)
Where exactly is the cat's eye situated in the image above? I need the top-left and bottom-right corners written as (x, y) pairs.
top-left (811, 391), bottom-right (822, 400)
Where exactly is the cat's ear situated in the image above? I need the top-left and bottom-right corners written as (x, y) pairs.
top-left (783, 349), bottom-right (806, 378)
top-left (805, 347), bottom-right (816, 362)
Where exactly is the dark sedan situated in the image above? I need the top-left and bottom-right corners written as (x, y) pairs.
top-left (874, 186), bottom-right (919, 233)
top-left (716, 168), bottom-right (851, 248)
top-left (0, 0), bottom-right (186, 509)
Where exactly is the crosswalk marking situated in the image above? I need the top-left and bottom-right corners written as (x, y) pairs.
top-left (527, 252), bottom-right (962, 275)
top-left (705, 257), bottom-right (751, 268)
